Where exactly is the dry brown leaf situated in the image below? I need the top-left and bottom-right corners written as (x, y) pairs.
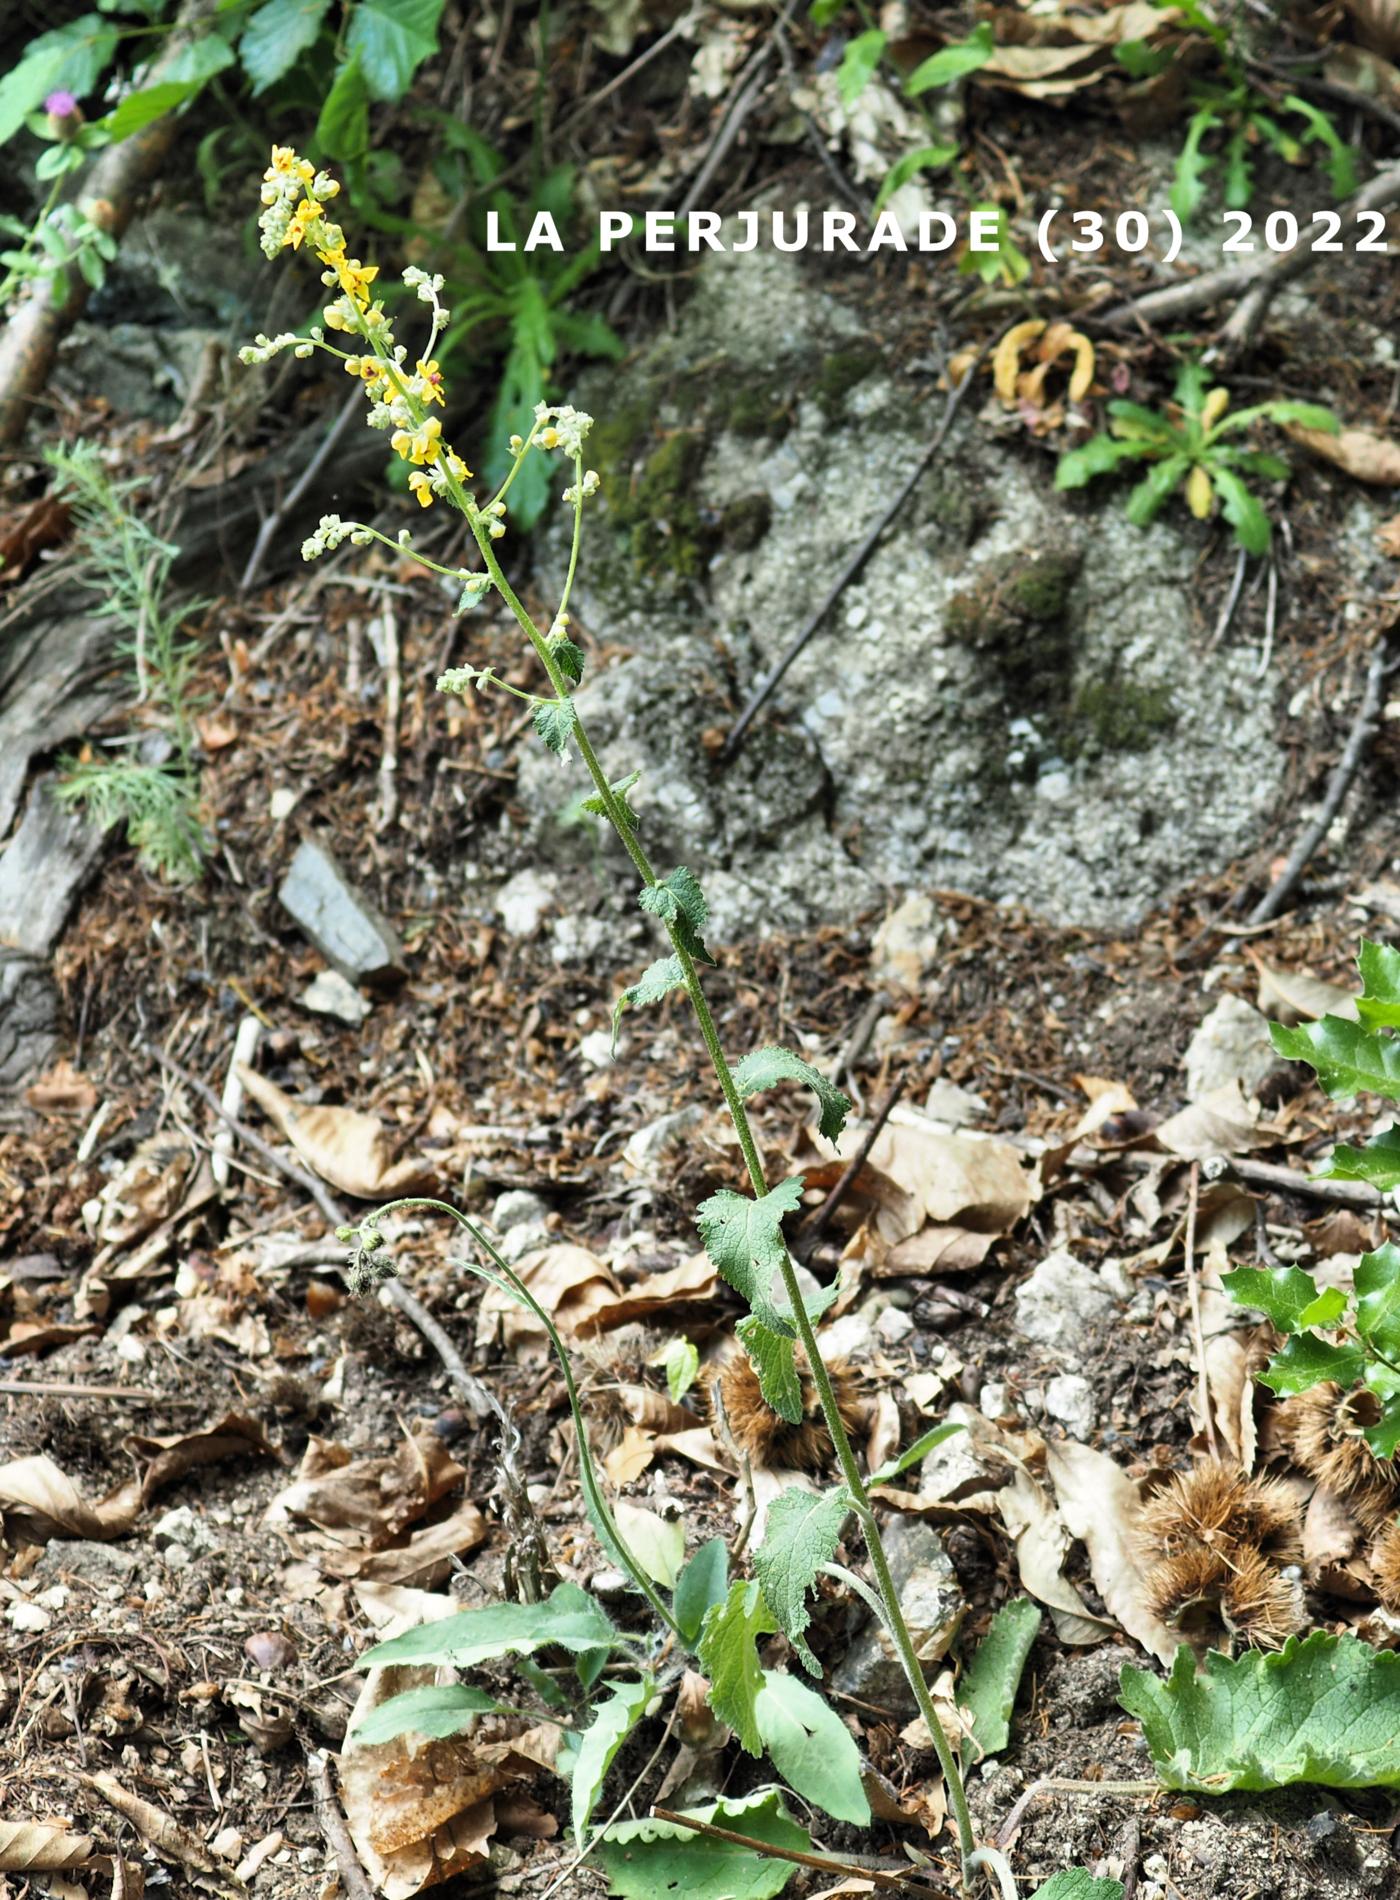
top-left (605, 1426), bottom-right (656, 1485)
top-left (574, 1252), bottom-right (716, 1333)
top-left (2, 1320), bottom-right (101, 1357)
top-left (0, 1820), bottom-right (94, 1872)
top-left (610, 1384), bottom-right (705, 1433)
top-left (1252, 960), bottom-right (1358, 1025)
top-left (1344, 0), bottom-right (1400, 58)
top-left (237, 1065), bottom-right (435, 1198)
top-left (89, 1140), bottom-right (194, 1250)
top-left (652, 1425), bottom-right (732, 1475)
top-left (884, 1226), bottom-right (998, 1274)
top-left (1072, 1076), bottom-right (1138, 1141)
top-left (1380, 514), bottom-right (1400, 558)
top-left (477, 1242), bottom-right (618, 1356)
top-left (328, 1501), bottom-right (487, 1586)
top-left (1154, 1080), bottom-right (1259, 1160)
top-left (78, 1774), bottom-right (227, 1879)
top-left (1046, 1439), bottom-right (1178, 1666)
top-left (838, 1107), bottom-right (1033, 1264)
top-left (995, 1462), bottom-right (1114, 1646)
top-left (266, 1428), bottom-right (460, 1540)
top-left (23, 1058), bottom-right (97, 1115)
top-left (1286, 423), bottom-right (1400, 485)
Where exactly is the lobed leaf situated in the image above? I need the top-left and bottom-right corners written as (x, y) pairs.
top-left (1210, 465), bottom-right (1271, 554)
top-left (1221, 1264), bottom-right (1330, 1334)
top-left (639, 865), bottom-right (715, 965)
top-left (356, 1579), bottom-right (620, 1671)
top-left (1357, 939), bottom-right (1400, 1029)
top-left (1271, 1015), bottom-right (1400, 1102)
top-left (1322, 1127), bottom-right (1400, 1191)
top-left (611, 955), bottom-right (686, 1053)
top-left (534, 696), bottom-right (578, 757)
top-left (698, 1580), bottom-right (775, 1755)
top-left (583, 769), bottom-right (642, 831)
top-left (754, 1670), bottom-right (870, 1824)
top-left (752, 1485), bottom-right (851, 1675)
top-left (597, 1789), bottom-right (810, 1900)
top-left (959, 1596), bottom-right (1042, 1765)
top-left (1121, 1632), bottom-right (1400, 1791)
top-left (734, 1044), bottom-right (852, 1144)
top-left (1125, 455), bottom-right (1192, 527)
top-left (696, 1177), bottom-right (808, 1338)
top-left (1257, 1331), bottom-right (1363, 1395)
top-left (1355, 1244), bottom-right (1400, 1364)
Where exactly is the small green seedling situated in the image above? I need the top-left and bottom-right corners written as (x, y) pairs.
top-left (1055, 360), bottom-right (1336, 554)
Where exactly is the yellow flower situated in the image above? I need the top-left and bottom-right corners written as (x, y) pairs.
top-left (335, 256), bottom-right (379, 308)
top-left (267, 146), bottom-right (313, 182)
top-left (444, 452), bottom-right (472, 481)
top-left (285, 198), bottom-right (323, 251)
top-left (316, 241), bottom-right (347, 269)
top-left (391, 416), bottom-right (443, 466)
top-left (347, 356), bottom-right (386, 391)
top-left (408, 471), bottom-right (435, 509)
top-left (416, 359), bottom-right (445, 406)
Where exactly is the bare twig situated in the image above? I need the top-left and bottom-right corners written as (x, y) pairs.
top-left (305, 1749), bottom-right (375, 1900)
top-left (1203, 545), bottom-right (1250, 655)
top-left (994, 1777), bottom-right (1158, 1853)
top-left (1223, 1154), bottom-right (1383, 1209)
top-left (151, 1045), bottom-right (499, 1419)
top-left (648, 1806), bottom-right (949, 1896)
top-left (1182, 1161), bottom-right (1220, 1459)
top-left (369, 604), bottom-right (402, 833)
top-left (239, 388), bottom-right (361, 592)
top-left (1247, 638), bottom-right (1391, 924)
top-left (0, 1380), bottom-right (199, 1401)
top-left (721, 348), bottom-right (987, 761)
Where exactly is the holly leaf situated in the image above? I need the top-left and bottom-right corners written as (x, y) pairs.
top-left (1366, 1394), bottom-right (1400, 1458)
top-left (348, 1683), bottom-right (501, 1745)
top-left (753, 1486), bottom-right (851, 1675)
top-left (534, 696), bottom-right (578, 757)
top-left (1221, 1264), bottom-right (1331, 1335)
top-left (1355, 1244), bottom-right (1400, 1364)
top-left (1270, 1016), bottom-right (1400, 1102)
top-left (1321, 1127), bottom-right (1400, 1191)
top-left (639, 866), bottom-right (715, 965)
top-left (754, 1671), bottom-right (870, 1824)
top-left (673, 1537), bottom-right (729, 1645)
top-left (1257, 1332), bottom-right (1364, 1395)
top-left (733, 1045), bottom-right (852, 1145)
top-left (597, 1790), bottom-right (809, 1900)
top-left (1121, 1632), bottom-right (1400, 1791)
top-left (698, 1580), bottom-right (775, 1755)
top-left (572, 1677), bottom-right (652, 1844)
top-left (1357, 939), bottom-right (1400, 1029)
top-left (346, 0), bottom-right (445, 101)
top-left (611, 955), bottom-right (685, 1053)
top-left (239, 0), bottom-right (332, 93)
top-left (697, 1177), bottom-right (807, 1337)
top-left (736, 1315), bottom-right (802, 1424)
top-left (959, 1597), bottom-right (1042, 1766)
top-left (357, 1580), bottom-right (620, 1670)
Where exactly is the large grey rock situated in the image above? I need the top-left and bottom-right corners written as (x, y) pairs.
top-left (0, 951), bottom-right (58, 1093)
top-left (519, 242), bottom-right (1292, 938)
top-left (1014, 1249), bottom-right (1120, 1353)
top-left (278, 840), bottom-right (404, 988)
top-left (0, 777), bottom-right (104, 958)
top-left (830, 1517), bottom-right (964, 1712)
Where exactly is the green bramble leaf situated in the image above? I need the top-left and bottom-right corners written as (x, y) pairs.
top-left (753, 1486), bottom-right (851, 1676)
top-left (346, 0), bottom-right (445, 101)
top-left (1029, 1876), bottom-right (1124, 1900)
top-left (1256, 1331), bottom-right (1364, 1396)
top-left (597, 1789), bottom-right (810, 1900)
top-left (697, 1580), bottom-right (775, 1755)
top-left (905, 22), bottom-right (995, 96)
top-left (734, 1045), bottom-right (851, 1145)
top-left (1355, 1244), bottom-right (1400, 1364)
top-left (348, 1682), bottom-right (501, 1746)
top-left (1270, 1016), bottom-right (1400, 1102)
top-left (736, 1315), bottom-right (802, 1424)
top-left (639, 866), bottom-right (715, 965)
top-left (1221, 1264), bottom-right (1331, 1334)
top-left (533, 696), bottom-right (578, 757)
top-left (571, 1676), bottom-right (652, 1844)
top-left (1357, 939), bottom-right (1400, 1029)
top-left (239, 0), bottom-right (333, 93)
top-left (754, 1670), bottom-right (870, 1824)
top-left (611, 955), bottom-right (685, 1054)
top-left (697, 1177), bottom-right (817, 1338)
top-left (550, 636), bottom-right (587, 684)
top-left (1322, 1127), bottom-right (1400, 1192)
top-left (1120, 1632), bottom-right (1400, 1791)
top-left (356, 1580), bottom-right (619, 1671)
top-left (582, 769), bottom-right (642, 829)
top-left (672, 1536), bottom-right (729, 1645)
top-left (959, 1597), bottom-right (1042, 1767)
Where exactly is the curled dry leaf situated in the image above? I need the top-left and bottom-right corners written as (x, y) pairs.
top-left (1252, 960), bottom-right (1358, 1026)
top-left (1046, 1439), bottom-right (1180, 1666)
top-left (1380, 514), bottom-right (1400, 558)
top-left (477, 1242), bottom-right (619, 1357)
top-left (23, 1058), bottom-right (97, 1115)
top-left (574, 1251), bottom-right (716, 1333)
top-left (0, 1820), bottom-right (94, 1872)
top-left (995, 1461), bottom-right (1114, 1646)
top-left (1286, 423), bottom-right (1400, 486)
top-left (1154, 1080), bottom-right (1260, 1161)
top-left (1342, 0), bottom-right (1400, 63)
top-left (237, 1064), bottom-right (435, 1199)
top-left (77, 1772), bottom-right (227, 1879)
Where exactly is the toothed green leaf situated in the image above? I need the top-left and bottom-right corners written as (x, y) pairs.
top-left (735, 1315), bottom-right (802, 1424)
top-left (1121, 1632), bottom-right (1400, 1791)
top-left (534, 696), bottom-right (578, 756)
top-left (639, 865), bottom-right (715, 965)
top-left (1256, 1330), bottom-right (1364, 1396)
top-left (550, 636), bottom-right (587, 684)
top-left (1221, 1264), bottom-right (1330, 1335)
top-left (1355, 1244), bottom-right (1400, 1364)
top-left (753, 1486), bottom-right (851, 1676)
top-left (597, 1790), bottom-right (809, 1900)
top-left (698, 1580), bottom-right (775, 1755)
top-left (1357, 939), bottom-right (1400, 1029)
top-left (611, 955), bottom-right (685, 1053)
top-left (734, 1045), bottom-right (852, 1144)
top-left (1323, 1126), bottom-right (1400, 1191)
top-left (697, 1178), bottom-right (820, 1338)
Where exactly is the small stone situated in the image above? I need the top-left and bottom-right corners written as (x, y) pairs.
top-left (0, 777), bottom-right (104, 958)
top-left (269, 787), bottom-right (299, 822)
top-left (551, 913), bottom-right (608, 963)
top-left (300, 968), bottom-right (369, 1025)
top-left (623, 1106), bottom-right (704, 1172)
top-left (923, 1078), bottom-right (987, 1127)
top-left (829, 1518), bottom-right (964, 1711)
top-left (979, 1381), bottom-right (1008, 1419)
top-left (493, 1189), bottom-right (549, 1233)
top-left (872, 893), bottom-right (943, 992)
top-left (817, 1312), bottom-right (875, 1362)
top-left (1043, 1372), bottom-right (1096, 1439)
top-left (876, 1305), bottom-right (914, 1346)
top-left (279, 840), bottom-right (405, 988)
top-left (1184, 994), bottom-right (1282, 1101)
top-left (495, 868), bottom-right (556, 937)
top-left (152, 1505), bottom-right (217, 1554)
top-left (578, 1029), bottom-right (616, 1069)
top-left (1014, 1248), bottom-right (1119, 1352)
top-left (589, 1567), bottom-right (631, 1601)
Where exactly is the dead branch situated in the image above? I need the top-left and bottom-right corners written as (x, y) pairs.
top-left (304, 1750), bottom-right (375, 1900)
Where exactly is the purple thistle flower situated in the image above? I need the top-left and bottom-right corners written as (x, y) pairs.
top-left (44, 90), bottom-right (79, 120)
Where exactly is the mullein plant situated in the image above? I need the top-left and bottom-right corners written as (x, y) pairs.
top-left (241, 150), bottom-right (1059, 1899)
